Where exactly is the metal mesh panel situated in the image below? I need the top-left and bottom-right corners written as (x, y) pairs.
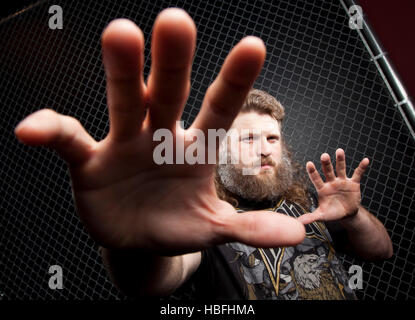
top-left (0, 0), bottom-right (414, 300)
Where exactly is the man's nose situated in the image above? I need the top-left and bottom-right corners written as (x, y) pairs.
top-left (259, 138), bottom-right (272, 157)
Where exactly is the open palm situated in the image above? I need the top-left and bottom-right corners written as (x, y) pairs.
top-left (298, 149), bottom-right (369, 224)
top-left (14, 9), bottom-right (305, 255)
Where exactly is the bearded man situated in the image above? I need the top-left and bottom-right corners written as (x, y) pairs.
top-left (181, 89), bottom-right (391, 300)
top-left (14, 8), bottom-right (393, 300)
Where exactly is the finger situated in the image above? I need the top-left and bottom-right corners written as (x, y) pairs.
top-left (297, 208), bottom-right (324, 225)
top-left (351, 157), bottom-right (370, 183)
top-left (306, 161), bottom-right (324, 190)
top-left (102, 19), bottom-right (147, 141)
top-left (190, 36), bottom-right (266, 135)
top-left (147, 8), bottom-right (196, 131)
top-left (320, 153), bottom-right (336, 182)
top-left (335, 148), bottom-right (347, 179)
top-left (14, 109), bottom-right (97, 165)
top-left (222, 210), bottom-right (305, 248)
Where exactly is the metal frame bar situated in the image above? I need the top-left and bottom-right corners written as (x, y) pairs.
top-left (340, 0), bottom-right (415, 141)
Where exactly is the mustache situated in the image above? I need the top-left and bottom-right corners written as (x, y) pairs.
top-left (260, 158), bottom-right (276, 166)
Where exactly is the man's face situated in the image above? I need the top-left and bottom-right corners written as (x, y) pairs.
top-left (230, 112), bottom-right (282, 174)
top-left (217, 112), bottom-right (293, 202)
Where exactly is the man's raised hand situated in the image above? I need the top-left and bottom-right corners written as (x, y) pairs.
top-left (298, 148), bottom-right (369, 225)
top-left (14, 8), bottom-right (305, 255)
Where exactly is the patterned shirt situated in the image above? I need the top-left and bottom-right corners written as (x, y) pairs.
top-left (187, 195), bottom-right (357, 300)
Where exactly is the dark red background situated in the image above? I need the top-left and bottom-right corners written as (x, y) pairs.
top-left (359, 0), bottom-right (415, 100)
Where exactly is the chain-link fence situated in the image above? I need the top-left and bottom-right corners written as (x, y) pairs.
top-left (0, 0), bottom-right (413, 300)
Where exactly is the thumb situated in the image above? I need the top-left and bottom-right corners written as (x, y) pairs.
top-left (222, 210), bottom-right (306, 248)
top-left (296, 209), bottom-right (323, 225)
top-left (14, 109), bottom-right (97, 165)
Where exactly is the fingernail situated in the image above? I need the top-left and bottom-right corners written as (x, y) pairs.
top-left (14, 117), bottom-right (37, 133)
top-left (14, 121), bottom-right (25, 134)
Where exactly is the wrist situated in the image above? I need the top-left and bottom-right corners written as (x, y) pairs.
top-left (340, 206), bottom-right (362, 227)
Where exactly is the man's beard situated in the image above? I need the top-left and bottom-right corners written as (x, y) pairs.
top-left (217, 148), bottom-right (294, 202)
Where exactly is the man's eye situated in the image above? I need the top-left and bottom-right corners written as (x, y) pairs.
top-left (268, 136), bottom-right (279, 142)
top-left (242, 136), bottom-right (253, 142)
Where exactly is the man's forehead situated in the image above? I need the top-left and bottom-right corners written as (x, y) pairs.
top-left (231, 112), bottom-right (281, 133)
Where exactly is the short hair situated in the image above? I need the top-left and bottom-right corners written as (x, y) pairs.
top-left (239, 89), bottom-right (285, 126)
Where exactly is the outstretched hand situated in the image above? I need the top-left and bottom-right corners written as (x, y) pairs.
top-left (14, 8), bottom-right (305, 255)
top-left (298, 148), bottom-right (369, 225)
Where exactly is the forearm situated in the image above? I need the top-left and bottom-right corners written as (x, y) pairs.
top-left (99, 246), bottom-right (196, 297)
top-left (340, 206), bottom-right (393, 261)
